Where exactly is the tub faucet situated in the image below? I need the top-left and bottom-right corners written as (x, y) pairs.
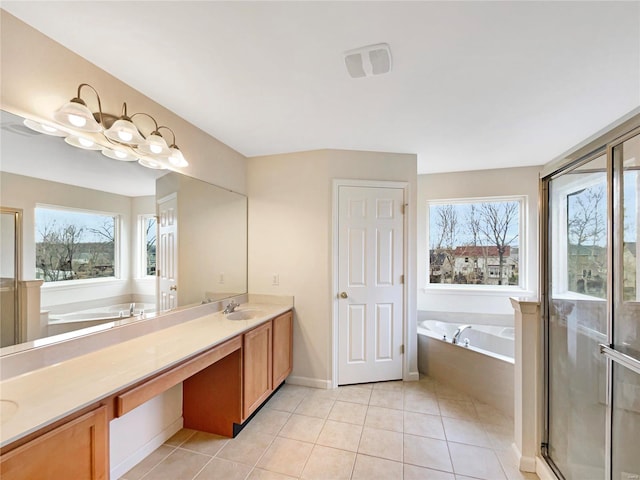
top-left (452, 325), bottom-right (472, 344)
top-left (223, 300), bottom-right (240, 314)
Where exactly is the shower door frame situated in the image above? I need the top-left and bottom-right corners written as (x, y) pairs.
top-left (541, 114), bottom-right (640, 480)
top-left (1, 206), bottom-right (23, 346)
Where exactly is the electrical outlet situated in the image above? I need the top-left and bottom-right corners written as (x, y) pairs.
top-left (272, 273), bottom-right (279, 286)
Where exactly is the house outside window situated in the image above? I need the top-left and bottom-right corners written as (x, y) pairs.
top-left (35, 206), bottom-right (118, 282)
top-left (428, 197), bottom-right (524, 287)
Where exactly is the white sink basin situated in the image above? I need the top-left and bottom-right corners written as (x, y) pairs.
top-left (226, 309), bottom-right (263, 321)
top-left (0, 400), bottom-right (18, 423)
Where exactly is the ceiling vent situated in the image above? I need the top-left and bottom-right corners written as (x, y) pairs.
top-left (344, 43), bottom-right (392, 78)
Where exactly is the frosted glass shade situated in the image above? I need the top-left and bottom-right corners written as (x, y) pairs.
top-left (138, 156), bottom-right (168, 170)
top-left (54, 100), bottom-right (101, 132)
top-left (102, 147), bottom-right (138, 162)
top-left (137, 132), bottom-right (170, 156)
top-left (23, 119), bottom-right (67, 137)
top-left (104, 119), bottom-right (146, 145)
top-left (65, 135), bottom-right (101, 150)
top-left (168, 146), bottom-right (188, 167)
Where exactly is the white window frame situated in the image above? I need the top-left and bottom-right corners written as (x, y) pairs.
top-left (137, 214), bottom-right (157, 279)
top-left (35, 204), bottom-right (121, 287)
top-left (549, 169), bottom-right (608, 301)
top-left (425, 195), bottom-right (527, 293)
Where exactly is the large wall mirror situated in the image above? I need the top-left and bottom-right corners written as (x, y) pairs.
top-left (0, 110), bottom-right (247, 352)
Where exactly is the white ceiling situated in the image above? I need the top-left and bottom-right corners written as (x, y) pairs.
top-left (3, 1), bottom-right (640, 174)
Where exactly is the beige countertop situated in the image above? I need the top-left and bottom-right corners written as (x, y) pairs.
top-left (0, 302), bottom-right (292, 448)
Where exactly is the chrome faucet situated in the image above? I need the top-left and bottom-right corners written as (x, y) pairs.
top-left (452, 325), bottom-right (472, 345)
top-left (223, 300), bottom-right (240, 314)
top-left (129, 303), bottom-right (135, 316)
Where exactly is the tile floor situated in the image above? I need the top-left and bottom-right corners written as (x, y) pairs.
top-left (120, 376), bottom-right (540, 480)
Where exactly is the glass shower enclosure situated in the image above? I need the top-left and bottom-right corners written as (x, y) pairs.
top-left (543, 123), bottom-right (640, 480)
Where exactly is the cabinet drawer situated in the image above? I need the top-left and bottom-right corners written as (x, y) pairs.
top-left (0, 406), bottom-right (108, 480)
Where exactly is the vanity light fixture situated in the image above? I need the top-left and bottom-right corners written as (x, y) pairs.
top-left (65, 134), bottom-right (101, 150)
top-left (24, 82), bottom-right (189, 170)
top-left (22, 118), bottom-right (67, 137)
top-left (53, 83), bottom-right (103, 132)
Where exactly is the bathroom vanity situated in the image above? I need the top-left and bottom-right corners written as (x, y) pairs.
top-left (0, 301), bottom-right (293, 480)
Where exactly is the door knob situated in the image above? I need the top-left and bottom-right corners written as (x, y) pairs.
top-left (339, 292), bottom-right (348, 299)
top-left (170, 285), bottom-right (177, 291)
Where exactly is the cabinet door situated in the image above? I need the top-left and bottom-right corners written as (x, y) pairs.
top-left (243, 321), bottom-right (273, 419)
top-left (0, 406), bottom-right (108, 480)
top-left (272, 311), bottom-right (293, 387)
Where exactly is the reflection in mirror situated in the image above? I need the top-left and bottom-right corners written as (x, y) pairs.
top-left (0, 110), bottom-right (247, 352)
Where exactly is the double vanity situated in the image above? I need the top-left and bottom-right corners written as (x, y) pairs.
top-left (0, 296), bottom-right (293, 480)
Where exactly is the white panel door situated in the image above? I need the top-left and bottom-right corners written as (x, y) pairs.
top-left (157, 193), bottom-right (178, 313)
top-left (338, 186), bottom-right (404, 385)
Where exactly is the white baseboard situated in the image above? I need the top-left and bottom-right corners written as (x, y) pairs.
top-left (110, 417), bottom-right (183, 480)
top-left (286, 375), bottom-right (332, 389)
top-left (510, 442), bottom-right (536, 473)
top-left (536, 456), bottom-right (559, 480)
top-left (405, 371), bottom-right (420, 381)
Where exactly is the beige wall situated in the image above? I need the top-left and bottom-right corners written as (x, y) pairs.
top-left (248, 149), bottom-right (418, 386)
top-left (418, 165), bottom-right (542, 315)
top-left (0, 10), bottom-right (247, 194)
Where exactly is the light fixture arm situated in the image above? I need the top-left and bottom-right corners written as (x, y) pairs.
top-left (130, 110), bottom-right (160, 135)
top-left (75, 83), bottom-right (105, 126)
top-left (157, 125), bottom-right (177, 146)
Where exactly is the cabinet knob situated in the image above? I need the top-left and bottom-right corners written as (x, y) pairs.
top-left (339, 292), bottom-right (348, 299)
top-left (170, 285), bottom-right (177, 291)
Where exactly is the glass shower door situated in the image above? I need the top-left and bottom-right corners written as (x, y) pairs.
top-left (546, 154), bottom-right (608, 479)
top-left (546, 126), bottom-right (640, 480)
top-left (609, 131), bottom-right (640, 480)
top-left (0, 208), bottom-right (20, 347)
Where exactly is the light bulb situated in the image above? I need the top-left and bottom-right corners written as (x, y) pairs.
top-left (68, 114), bottom-right (87, 128)
top-left (78, 137), bottom-right (95, 148)
top-left (114, 150), bottom-right (128, 159)
top-left (150, 144), bottom-right (163, 154)
top-left (118, 130), bottom-right (133, 142)
top-left (41, 124), bottom-right (58, 133)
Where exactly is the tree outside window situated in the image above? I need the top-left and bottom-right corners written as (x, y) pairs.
top-left (142, 215), bottom-right (157, 277)
top-left (429, 199), bottom-right (522, 287)
top-left (566, 183), bottom-right (607, 299)
top-left (35, 207), bottom-right (117, 282)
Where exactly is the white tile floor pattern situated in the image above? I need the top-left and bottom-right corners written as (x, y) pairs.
top-left (120, 376), bottom-right (540, 480)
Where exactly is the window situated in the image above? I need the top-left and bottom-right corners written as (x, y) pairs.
top-left (428, 198), bottom-right (523, 287)
top-left (549, 155), bottom-right (608, 300)
top-left (566, 181), bottom-right (607, 298)
top-left (140, 215), bottom-right (157, 277)
top-left (35, 207), bottom-right (118, 282)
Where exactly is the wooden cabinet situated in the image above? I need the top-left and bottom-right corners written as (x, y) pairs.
top-left (0, 307), bottom-right (294, 478)
top-left (272, 311), bottom-right (293, 387)
top-left (0, 406), bottom-right (108, 480)
top-left (242, 310), bottom-right (293, 421)
top-left (243, 321), bottom-right (273, 419)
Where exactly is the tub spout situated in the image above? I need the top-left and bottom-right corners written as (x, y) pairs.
top-left (452, 325), bottom-right (472, 344)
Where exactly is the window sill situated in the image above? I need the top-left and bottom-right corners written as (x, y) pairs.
top-left (41, 278), bottom-right (125, 291)
top-left (423, 285), bottom-right (534, 297)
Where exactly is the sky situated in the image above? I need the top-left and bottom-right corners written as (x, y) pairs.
top-left (35, 207), bottom-right (115, 243)
top-left (428, 200), bottom-right (520, 250)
